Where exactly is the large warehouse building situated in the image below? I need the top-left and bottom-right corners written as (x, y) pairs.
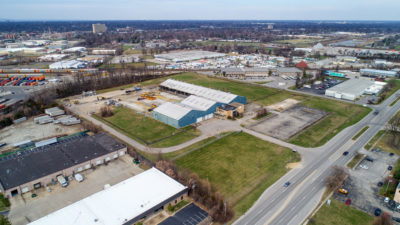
top-left (360, 69), bottom-right (398, 78)
top-left (325, 79), bottom-right (386, 101)
top-left (28, 168), bottom-right (188, 225)
top-left (154, 50), bottom-right (225, 62)
top-left (154, 79), bottom-right (247, 128)
top-left (0, 133), bottom-right (126, 198)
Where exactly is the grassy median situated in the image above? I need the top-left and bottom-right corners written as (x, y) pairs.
top-left (175, 132), bottom-right (300, 221)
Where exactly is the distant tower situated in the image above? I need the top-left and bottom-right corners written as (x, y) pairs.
top-left (92, 24), bottom-right (107, 34)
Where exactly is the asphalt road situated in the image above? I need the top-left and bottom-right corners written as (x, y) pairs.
top-left (234, 90), bottom-right (400, 225)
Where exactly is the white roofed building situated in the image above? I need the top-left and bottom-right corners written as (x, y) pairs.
top-left (28, 168), bottom-right (188, 225)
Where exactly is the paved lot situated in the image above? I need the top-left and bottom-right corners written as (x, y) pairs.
top-left (8, 155), bottom-right (143, 225)
top-left (0, 118), bottom-right (82, 153)
top-left (249, 105), bottom-right (327, 140)
top-left (159, 203), bottom-right (209, 225)
top-left (334, 149), bottom-right (399, 218)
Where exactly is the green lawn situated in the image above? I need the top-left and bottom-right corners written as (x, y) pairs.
top-left (352, 126), bottom-right (369, 140)
top-left (311, 199), bottom-right (373, 225)
top-left (375, 131), bottom-right (400, 155)
top-left (365, 130), bottom-right (386, 150)
top-left (93, 107), bottom-right (200, 147)
top-left (175, 132), bottom-right (300, 221)
top-left (290, 98), bottom-right (371, 147)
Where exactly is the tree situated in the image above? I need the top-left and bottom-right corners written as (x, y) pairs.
top-left (387, 114), bottom-right (400, 147)
top-left (0, 216), bottom-right (11, 225)
top-left (373, 212), bottom-right (392, 225)
top-left (325, 166), bottom-right (348, 191)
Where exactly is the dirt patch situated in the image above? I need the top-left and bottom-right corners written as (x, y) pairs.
top-left (249, 105), bottom-right (327, 140)
top-left (286, 162), bottom-right (300, 169)
top-left (266, 98), bottom-right (300, 112)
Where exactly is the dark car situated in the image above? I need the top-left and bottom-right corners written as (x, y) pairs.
top-left (389, 153), bottom-right (395, 157)
top-left (388, 166), bottom-right (393, 171)
top-left (389, 200), bottom-right (396, 207)
top-left (374, 208), bottom-right (382, 216)
top-left (365, 156), bottom-right (374, 162)
top-left (393, 217), bottom-right (400, 222)
top-left (284, 181), bottom-right (291, 187)
top-left (343, 151), bottom-right (349, 156)
top-left (373, 110), bottom-right (379, 115)
top-left (378, 182), bottom-right (383, 187)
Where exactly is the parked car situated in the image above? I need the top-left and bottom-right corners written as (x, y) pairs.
top-left (384, 197), bottom-right (390, 203)
top-left (388, 166), bottom-right (393, 171)
top-left (393, 217), bottom-right (400, 223)
top-left (284, 181), bottom-right (291, 187)
top-left (74, 173), bottom-right (84, 182)
top-left (56, 175), bottom-right (68, 187)
top-left (360, 165), bottom-right (369, 169)
top-left (389, 153), bottom-right (395, 157)
top-left (343, 151), bottom-right (349, 156)
top-left (378, 182), bottom-right (383, 187)
top-left (365, 156), bottom-right (374, 162)
top-left (374, 208), bottom-right (382, 216)
top-left (345, 198), bottom-right (351, 205)
top-left (339, 188), bottom-right (348, 194)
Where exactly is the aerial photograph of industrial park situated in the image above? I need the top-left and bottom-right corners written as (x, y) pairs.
top-left (1, 1), bottom-right (400, 225)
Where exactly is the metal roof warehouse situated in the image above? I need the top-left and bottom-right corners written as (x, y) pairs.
top-left (28, 168), bottom-right (188, 225)
top-left (0, 133), bottom-right (127, 197)
top-left (155, 79), bottom-right (247, 128)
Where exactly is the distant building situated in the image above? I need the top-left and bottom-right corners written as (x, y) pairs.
top-left (325, 79), bottom-right (386, 101)
top-left (276, 67), bottom-right (302, 77)
top-left (295, 61), bottom-right (308, 69)
top-left (360, 69), bottom-right (398, 78)
top-left (92, 23), bottom-right (107, 34)
top-left (222, 67), bottom-right (271, 79)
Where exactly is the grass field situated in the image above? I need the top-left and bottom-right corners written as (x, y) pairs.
top-left (352, 126), bottom-right (369, 140)
top-left (93, 107), bottom-right (200, 147)
top-left (311, 199), bottom-right (374, 225)
top-left (347, 153), bottom-right (364, 169)
top-left (365, 130), bottom-right (386, 150)
top-left (290, 98), bottom-right (371, 147)
top-left (175, 132), bottom-right (300, 221)
top-left (95, 72), bottom-right (370, 147)
top-left (375, 132), bottom-right (400, 155)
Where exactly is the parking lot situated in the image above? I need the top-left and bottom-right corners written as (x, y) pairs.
top-left (159, 203), bottom-right (209, 225)
top-left (296, 78), bottom-right (345, 95)
top-left (8, 155), bottom-right (143, 225)
top-left (334, 149), bottom-right (400, 220)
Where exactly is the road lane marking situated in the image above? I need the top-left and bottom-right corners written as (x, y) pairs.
top-left (264, 169), bottom-right (317, 225)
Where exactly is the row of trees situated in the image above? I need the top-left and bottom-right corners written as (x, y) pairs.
top-left (155, 160), bottom-right (234, 223)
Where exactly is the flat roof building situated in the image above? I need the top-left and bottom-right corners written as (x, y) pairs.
top-left (360, 69), bottom-right (398, 78)
top-left (92, 24), bottom-right (107, 34)
top-left (0, 133), bottom-right (126, 198)
top-left (155, 50), bottom-right (225, 62)
top-left (325, 79), bottom-right (385, 101)
top-left (28, 168), bottom-right (188, 225)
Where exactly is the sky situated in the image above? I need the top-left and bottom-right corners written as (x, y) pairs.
top-left (1, 0), bottom-right (400, 21)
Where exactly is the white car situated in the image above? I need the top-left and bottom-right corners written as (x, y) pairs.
top-left (359, 165), bottom-right (368, 170)
top-left (74, 173), bottom-right (84, 182)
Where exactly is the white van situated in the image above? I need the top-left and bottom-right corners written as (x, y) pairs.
top-left (56, 175), bottom-right (68, 187)
top-left (74, 173), bottom-right (84, 182)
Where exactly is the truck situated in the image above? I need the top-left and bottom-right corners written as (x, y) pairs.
top-left (56, 175), bottom-right (68, 187)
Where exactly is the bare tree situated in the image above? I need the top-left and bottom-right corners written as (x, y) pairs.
top-left (325, 166), bottom-right (349, 191)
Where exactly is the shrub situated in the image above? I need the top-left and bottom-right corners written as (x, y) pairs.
top-left (100, 106), bottom-right (113, 117)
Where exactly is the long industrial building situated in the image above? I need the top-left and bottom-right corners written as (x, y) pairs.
top-left (28, 168), bottom-right (188, 225)
top-left (325, 79), bottom-right (386, 101)
top-left (0, 133), bottom-right (127, 198)
top-left (154, 79), bottom-right (247, 128)
top-left (360, 69), bottom-right (398, 78)
top-left (154, 50), bottom-right (226, 62)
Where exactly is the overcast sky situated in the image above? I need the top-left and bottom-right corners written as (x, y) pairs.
top-left (2, 0), bottom-right (400, 21)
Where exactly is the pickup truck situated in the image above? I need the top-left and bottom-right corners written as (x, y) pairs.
top-left (56, 175), bottom-right (68, 187)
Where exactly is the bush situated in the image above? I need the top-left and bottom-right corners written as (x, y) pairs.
top-left (167, 204), bottom-right (174, 212)
top-left (82, 121), bottom-right (102, 133)
top-left (0, 194), bottom-right (10, 207)
top-left (100, 106), bottom-right (113, 117)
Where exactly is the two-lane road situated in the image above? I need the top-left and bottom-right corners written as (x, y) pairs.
top-left (235, 90), bottom-right (400, 225)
